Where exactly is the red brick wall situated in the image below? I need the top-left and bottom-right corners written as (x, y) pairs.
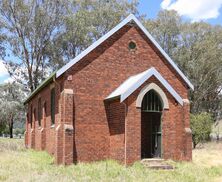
top-left (25, 23), bottom-right (192, 164)
top-left (25, 77), bottom-right (64, 155)
top-left (105, 100), bottom-right (125, 163)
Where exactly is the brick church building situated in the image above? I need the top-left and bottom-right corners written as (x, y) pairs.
top-left (24, 14), bottom-right (193, 165)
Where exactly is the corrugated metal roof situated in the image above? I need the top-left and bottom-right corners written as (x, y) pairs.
top-left (106, 67), bottom-right (184, 105)
top-left (24, 14), bottom-right (194, 104)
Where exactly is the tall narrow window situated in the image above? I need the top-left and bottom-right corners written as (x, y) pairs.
top-left (38, 98), bottom-right (42, 126)
top-left (26, 113), bottom-right (29, 125)
top-left (26, 112), bottom-right (29, 131)
top-left (33, 108), bottom-right (36, 128)
top-left (51, 88), bottom-right (55, 125)
top-left (44, 102), bottom-right (47, 117)
top-left (43, 102), bottom-right (47, 127)
top-left (30, 105), bottom-right (33, 128)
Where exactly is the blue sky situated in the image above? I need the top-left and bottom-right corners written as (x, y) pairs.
top-left (138, 0), bottom-right (163, 19)
top-left (140, 0), bottom-right (222, 24)
top-left (1, 0), bottom-right (222, 83)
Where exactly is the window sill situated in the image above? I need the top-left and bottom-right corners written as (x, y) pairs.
top-left (51, 125), bottom-right (55, 128)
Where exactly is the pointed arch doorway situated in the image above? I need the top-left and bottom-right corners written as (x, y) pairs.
top-left (141, 89), bottom-right (163, 159)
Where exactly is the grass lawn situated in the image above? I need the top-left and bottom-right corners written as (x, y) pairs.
top-left (1, 139), bottom-right (222, 182)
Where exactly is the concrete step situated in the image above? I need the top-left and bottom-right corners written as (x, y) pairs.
top-left (141, 158), bottom-right (174, 170)
top-left (141, 158), bottom-right (164, 162)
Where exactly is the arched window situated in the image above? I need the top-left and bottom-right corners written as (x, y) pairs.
top-left (141, 90), bottom-right (163, 112)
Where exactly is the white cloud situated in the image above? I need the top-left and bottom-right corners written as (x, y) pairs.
top-left (161, 0), bottom-right (222, 22)
top-left (161, 0), bottom-right (171, 9)
top-left (0, 60), bottom-right (8, 77)
top-left (0, 60), bottom-right (15, 84)
top-left (3, 77), bottom-right (14, 83)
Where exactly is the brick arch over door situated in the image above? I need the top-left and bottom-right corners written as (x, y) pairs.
top-left (136, 83), bottom-right (169, 109)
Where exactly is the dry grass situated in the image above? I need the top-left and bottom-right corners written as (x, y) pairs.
top-left (0, 138), bottom-right (25, 152)
top-left (0, 138), bottom-right (222, 182)
top-left (193, 143), bottom-right (222, 167)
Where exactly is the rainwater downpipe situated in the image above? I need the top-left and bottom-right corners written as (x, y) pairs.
top-left (123, 101), bottom-right (128, 166)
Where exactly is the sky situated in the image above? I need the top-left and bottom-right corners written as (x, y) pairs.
top-left (1, 0), bottom-right (222, 83)
top-left (139, 0), bottom-right (222, 24)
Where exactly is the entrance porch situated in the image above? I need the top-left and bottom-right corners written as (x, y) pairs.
top-left (106, 68), bottom-right (192, 165)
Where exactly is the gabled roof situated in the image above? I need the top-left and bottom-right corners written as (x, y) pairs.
top-left (24, 14), bottom-right (193, 105)
top-left (56, 14), bottom-right (194, 90)
top-left (106, 67), bottom-right (184, 106)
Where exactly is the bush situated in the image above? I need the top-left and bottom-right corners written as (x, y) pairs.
top-left (14, 128), bottom-right (25, 135)
top-left (0, 125), bottom-right (9, 136)
top-left (0, 123), bottom-right (6, 135)
top-left (190, 112), bottom-right (213, 148)
top-left (21, 128), bottom-right (25, 134)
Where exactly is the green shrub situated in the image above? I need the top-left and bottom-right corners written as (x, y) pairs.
top-left (14, 128), bottom-right (22, 135)
top-left (190, 112), bottom-right (213, 148)
top-left (21, 128), bottom-right (25, 134)
top-left (0, 123), bottom-right (6, 135)
top-left (0, 125), bottom-right (9, 135)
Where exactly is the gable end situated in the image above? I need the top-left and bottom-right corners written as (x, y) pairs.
top-left (56, 14), bottom-right (194, 90)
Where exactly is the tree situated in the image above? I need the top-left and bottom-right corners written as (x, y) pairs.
top-left (190, 113), bottom-right (213, 148)
top-left (0, 0), bottom-right (140, 92)
top-left (175, 23), bottom-right (222, 118)
top-left (49, 0), bottom-right (140, 68)
top-left (0, 83), bottom-right (25, 138)
top-left (144, 10), bottom-right (181, 57)
top-left (0, 0), bottom-right (66, 92)
top-left (145, 10), bottom-right (222, 118)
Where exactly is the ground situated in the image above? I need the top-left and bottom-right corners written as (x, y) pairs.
top-left (0, 139), bottom-right (222, 182)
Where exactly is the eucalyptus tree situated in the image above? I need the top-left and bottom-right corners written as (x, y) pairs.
top-left (145, 10), bottom-right (222, 118)
top-left (144, 10), bottom-right (181, 57)
top-left (176, 22), bottom-right (222, 118)
top-left (0, 0), bottom-right (66, 92)
top-left (0, 0), bottom-right (140, 92)
top-left (0, 83), bottom-right (26, 138)
top-left (49, 0), bottom-right (140, 66)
